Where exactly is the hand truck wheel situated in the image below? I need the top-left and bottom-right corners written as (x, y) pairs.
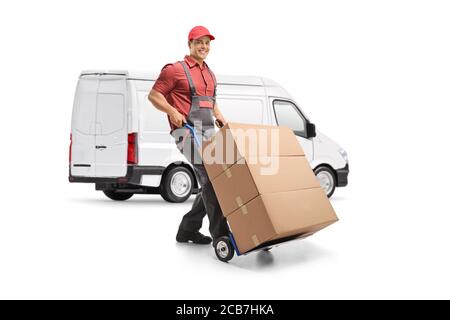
top-left (213, 236), bottom-right (235, 262)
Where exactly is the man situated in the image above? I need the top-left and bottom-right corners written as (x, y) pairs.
top-left (148, 26), bottom-right (230, 245)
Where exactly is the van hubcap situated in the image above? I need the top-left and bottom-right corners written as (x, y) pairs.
top-left (170, 172), bottom-right (191, 197)
top-left (317, 171), bottom-right (334, 195)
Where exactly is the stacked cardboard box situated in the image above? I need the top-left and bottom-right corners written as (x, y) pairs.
top-left (202, 123), bottom-right (338, 254)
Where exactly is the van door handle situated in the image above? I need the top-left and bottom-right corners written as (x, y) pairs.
top-left (95, 145), bottom-right (107, 149)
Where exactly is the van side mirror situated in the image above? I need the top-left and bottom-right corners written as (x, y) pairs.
top-left (306, 122), bottom-right (316, 138)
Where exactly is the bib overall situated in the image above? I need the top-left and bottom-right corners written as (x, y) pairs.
top-left (171, 61), bottom-right (229, 239)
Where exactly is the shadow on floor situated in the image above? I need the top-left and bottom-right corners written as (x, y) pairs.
top-left (175, 239), bottom-right (334, 271)
top-left (227, 240), bottom-right (333, 271)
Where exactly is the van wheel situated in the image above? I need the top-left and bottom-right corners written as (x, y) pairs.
top-left (103, 190), bottom-right (134, 201)
top-left (160, 166), bottom-right (194, 203)
top-left (314, 166), bottom-right (336, 198)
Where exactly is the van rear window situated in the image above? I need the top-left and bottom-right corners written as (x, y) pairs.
top-left (95, 93), bottom-right (125, 135)
top-left (72, 79), bottom-right (97, 135)
top-left (72, 79), bottom-right (126, 135)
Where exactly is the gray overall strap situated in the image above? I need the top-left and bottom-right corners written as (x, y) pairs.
top-left (180, 61), bottom-right (216, 100)
top-left (206, 67), bottom-right (217, 98)
top-left (180, 61), bottom-right (197, 97)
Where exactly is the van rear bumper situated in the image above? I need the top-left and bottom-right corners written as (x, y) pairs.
top-left (68, 165), bottom-right (165, 185)
top-left (336, 163), bottom-right (349, 187)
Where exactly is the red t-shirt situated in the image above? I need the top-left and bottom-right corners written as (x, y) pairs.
top-left (152, 55), bottom-right (216, 130)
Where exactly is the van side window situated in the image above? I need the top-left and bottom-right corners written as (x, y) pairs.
top-left (216, 98), bottom-right (264, 125)
top-left (273, 100), bottom-right (306, 137)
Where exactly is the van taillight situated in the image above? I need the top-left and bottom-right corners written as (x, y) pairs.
top-left (69, 133), bottom-right (72, 164)
top-left (127, 133), bottom-right (138, 164)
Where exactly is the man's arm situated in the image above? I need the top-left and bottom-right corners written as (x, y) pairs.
top-left (213, 102), bottom-right (227, 127)
top-left (148, 89), bottom-right (186, 128)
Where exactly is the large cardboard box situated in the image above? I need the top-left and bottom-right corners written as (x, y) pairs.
top-left (202, 123), bottom-right (304, 180)
top-left (202, 122), bottom-right (338, 254)
top-left (227, 188), bottom-right (338, 254)
top-left (212, 156), bottom-right (320, 216)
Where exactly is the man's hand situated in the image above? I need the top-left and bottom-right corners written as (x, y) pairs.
top-left (169, 109), bottom-right (186, 128)
top-left (214, 115), bottom-right (227, 128)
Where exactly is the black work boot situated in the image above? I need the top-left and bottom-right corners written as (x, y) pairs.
top-left (176, 229), bottom-right (212, 245)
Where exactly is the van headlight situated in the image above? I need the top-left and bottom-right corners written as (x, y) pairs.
top-left (338, 148), bottom-right (348, 163)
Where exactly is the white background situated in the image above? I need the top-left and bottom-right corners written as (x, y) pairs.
top-left (1, 0), bottom-right (450, 299)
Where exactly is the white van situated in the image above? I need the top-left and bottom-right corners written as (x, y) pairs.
top-left (69, 70), bottom-right (349, 202)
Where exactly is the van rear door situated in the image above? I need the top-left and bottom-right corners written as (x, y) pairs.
top-left (94, 75), bottom-right (128, 177)
top-left (70, 74), bottom-right (128, 178)
top-left (70, 76), bottom-right (98, 177)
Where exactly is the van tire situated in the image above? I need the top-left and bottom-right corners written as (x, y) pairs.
top-left (160, 166), bottom-right (194, 203)
top-left (103, 190), bottom-right (134, 201)
top-left (314, 166), bottom-right (336, 198)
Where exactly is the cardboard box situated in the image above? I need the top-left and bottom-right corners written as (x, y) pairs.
top-left (227, 188), bottom-right (338, 254)
top-left (212, 156), bottom-right (320, 216)
top-left (202, 122), bottom-right (304, 180)
top-left (202, 122), bottom-right (338, 254)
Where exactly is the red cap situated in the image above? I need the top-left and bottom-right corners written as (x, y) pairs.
top-left (188, 26), bottom-right (215, 41)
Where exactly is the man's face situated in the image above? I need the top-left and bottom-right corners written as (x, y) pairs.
top-left (189, 36), bottom-right (211, 61)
